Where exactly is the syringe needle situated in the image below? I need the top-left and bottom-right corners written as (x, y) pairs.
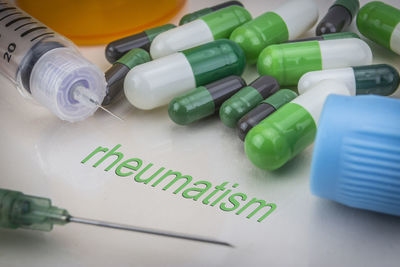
top-left (67, 216), bottom-right (233, 247)
top-left (96, 103), bottom-right (124, 122)
top-left (0, 188), bottom-right (231, 247)
top-left (87, 98), bottom-right (124, 122)
top-left (73, 86), bottom-right (124, 121)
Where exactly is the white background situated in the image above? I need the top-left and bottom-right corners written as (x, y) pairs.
top-left (1, 0), bottom-right (400, 266)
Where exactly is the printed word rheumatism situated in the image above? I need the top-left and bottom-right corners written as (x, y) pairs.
top-left (81, 144), bottom-right (276, 222)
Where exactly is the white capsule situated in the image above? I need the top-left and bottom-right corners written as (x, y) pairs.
top-left (298, 68), bottom-right (356, 95)
top-left (150, 20), bottom-right (213, 59)
top-left (292, 79), bottom-right (351, 124)
top-left (124, 53), bottom-right (195, 110)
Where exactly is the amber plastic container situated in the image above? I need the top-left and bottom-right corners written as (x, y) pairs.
top-left (16, 0), bottom-right (186, 45)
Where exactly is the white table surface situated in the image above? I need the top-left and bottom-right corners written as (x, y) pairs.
top-left (1, 1), bottom-right (399, 266)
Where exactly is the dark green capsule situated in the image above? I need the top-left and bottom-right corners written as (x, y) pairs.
top-left (168, 76), bottom-right (246, 125)
top-left (105, 24), bottom-right (176, 63)
top-left (353, 64), bottom-right (400, 95)
top-left (179, 1), bottom-right (244, 25)
top-left (219, 76), bottom-right (279, 128)
top-left (237, 89), bottom-right (298, 141)
top-left (103, 48), bottom-right (150, 105)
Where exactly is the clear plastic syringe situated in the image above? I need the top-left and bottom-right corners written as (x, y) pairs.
top-left (0, 188), bottom-right (232, 247)
top-left (0, 1), bottom-right (107, 122)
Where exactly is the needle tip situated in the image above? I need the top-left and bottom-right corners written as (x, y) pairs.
top-left (97, 104), bottom-right (124, 121)
top-left (68, 216), bottom-right (232, 247)
top-left (214, 241), bottom-right (234, 248)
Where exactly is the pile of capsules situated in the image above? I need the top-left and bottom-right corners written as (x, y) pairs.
top-left (103, 1), bottom-right (400, 215)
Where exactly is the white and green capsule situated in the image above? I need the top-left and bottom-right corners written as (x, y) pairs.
top-left (150, 5), bottom-right (251, 58)
top-left (230, 0), bottom-right (319, 63)
top-left (124, 40), bottom-right (245, 110)
top-left (357, 1), bottom-right (400, 55)
top-left (257, 38), bottom-right (372, 86)
top-left (298, 64), bottom-right (400, 96)
top-left (245, 80), bottom-right (351, 171)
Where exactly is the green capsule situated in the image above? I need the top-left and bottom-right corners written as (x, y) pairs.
top-left (245, 102), bottom-right (316, 170)
top-left (220, 76), bottom-right (279, 128)
top-left (245, 80), bottom-right (351, 170)
top-left (103, 48), bottom-right (150, 105)
top-left (230, 12), bottom-right (288, 64)
top-left (230, 0), bottom-right (319, 63)
top-left (151, 6), bottom-right (251, 59)
top-left (357, 1), bottom-right (400, 55)
top-left (257, 39), bottom-right (372, 86)
top-left (116, 48), bottom-right (151, 69)
top-left (237, 89), bottom-right (298, 141)
top-left (263, 89), bottom-right (298, 109)
top-left (168, 76), bottom-right (246, 125)
top-left (179, 1), bottom-right (244, 25)
top-left (182, 39), bottom-right (246, 86)
top-left (125, 39), bottom-right (247, 110)
top-left (105, 24), bottom-right (175, 63)
top-left (144, 24), bottom-right (177, 42)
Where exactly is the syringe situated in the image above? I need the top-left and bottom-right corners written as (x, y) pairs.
top-left (0, 188), bottom-right (231, 247)
top-left (0, 1), bottom-right (116, 122)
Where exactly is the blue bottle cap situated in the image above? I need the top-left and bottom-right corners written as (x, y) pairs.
top-left (310, 95), bottom-right (400, 216)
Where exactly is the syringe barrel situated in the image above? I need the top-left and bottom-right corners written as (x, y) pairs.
top-left (0, 1), bottom-right (71, 90)
top-left (0, 1), bottom-right (106, 122)
top-left (0, 188), bottom-right (69, 231)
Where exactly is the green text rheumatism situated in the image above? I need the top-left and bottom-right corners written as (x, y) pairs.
top-left (81, 144), bottom-right (276, 222)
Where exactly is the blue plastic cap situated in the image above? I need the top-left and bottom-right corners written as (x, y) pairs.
top-left (310, 95), bottom-right (400, 216)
